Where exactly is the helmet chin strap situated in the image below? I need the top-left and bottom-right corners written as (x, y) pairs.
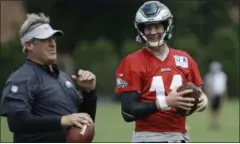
top-left (147, 31), bottom-right (167, 48)
top-left (148, 40), bottom-right (164, 47)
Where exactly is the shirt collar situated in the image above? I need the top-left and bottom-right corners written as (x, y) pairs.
top-left (26, 59), bottom-right (60, 78)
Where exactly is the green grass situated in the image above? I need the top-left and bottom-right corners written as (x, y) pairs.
top-left (1, 100), bottom-right (239, 142)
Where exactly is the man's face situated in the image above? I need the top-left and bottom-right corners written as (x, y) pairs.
top-left (27, 36), bottom-right (57, 64)
top-left (144, 23), bottom-right (164, 43)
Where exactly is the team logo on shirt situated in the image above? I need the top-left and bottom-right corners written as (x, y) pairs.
top-left (65, 81), bottom-right (73, 88)
top-left (11, 85), bottom-right (18, 93)
top-left (116, 78), bottom-right (128, 88)
top-left (174, 55), bottom-right (188, 68)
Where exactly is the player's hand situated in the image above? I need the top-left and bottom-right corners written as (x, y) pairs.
top-left (197, 95), bottom-right (204, 107)
top-left (196, 92), bottom-right (208, 112)
top-left (72, 69), bottom-right (96, 92)
top-left (166, 87), bottom-right (195, 111)
top-left (61, 113), bottom-right (93, 128)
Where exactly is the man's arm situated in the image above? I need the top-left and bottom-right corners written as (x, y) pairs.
top-left (119, 91), bottom-right (158, 122)
top-left (115, 56), bottom-right (160, 122)
top-left (6, 112), bottom-right (62, 133)
top-left (79, 90), bottom-right (97, 122)
top-left (0, 76), bottom-right (63, 133)
top-left (222, 73), bottom-right (228, 103)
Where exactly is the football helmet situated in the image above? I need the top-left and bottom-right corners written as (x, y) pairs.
top-left (134, 1), bottom-right (174, 47)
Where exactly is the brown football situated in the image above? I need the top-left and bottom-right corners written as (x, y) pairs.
top-left (176, 82), bottom-right (201, 116)
top-left (66, 124), bottom-right (95, 143)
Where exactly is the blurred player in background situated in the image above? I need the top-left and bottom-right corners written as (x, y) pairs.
top-left (115, 1), bottom-right (208, 143)
top-left (204, 61), bottom-right (228, 130)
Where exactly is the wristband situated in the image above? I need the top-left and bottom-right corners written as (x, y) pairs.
top-left (157, 96), bottom-right (170, 110)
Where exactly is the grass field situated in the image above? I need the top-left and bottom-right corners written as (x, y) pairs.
top-left (1, 100), bottom-right (239, 142)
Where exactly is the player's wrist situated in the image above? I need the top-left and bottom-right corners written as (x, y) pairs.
top-left (156, 96), bottom-right (170, 110)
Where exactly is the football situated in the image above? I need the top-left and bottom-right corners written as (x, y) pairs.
top-left (66, 124), bottom-right (95, 143)
top-left (176, 82), bottom-right (201, 116)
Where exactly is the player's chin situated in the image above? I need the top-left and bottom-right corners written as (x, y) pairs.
top-left (147, 41), bottom-right (160, 48)
top-left (45, 57), bottom-right (57, 65)
top-left (48, 54), bottom-right (57, 61)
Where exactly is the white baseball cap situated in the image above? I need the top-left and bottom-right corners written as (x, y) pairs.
top-left (20, 23), bottom-right (63, 52)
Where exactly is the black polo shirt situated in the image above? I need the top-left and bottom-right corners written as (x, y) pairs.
top-left (0, 60), bottom-right (96, 142)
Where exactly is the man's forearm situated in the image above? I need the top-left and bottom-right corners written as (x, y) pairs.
top-left (122, 101), bottom-right (157, 122)
top-left (120, 91), bottom-right (158, 122)
top-left (7, 111), bottom-right (62, 133)
top-left (80, 90), bottom-right (97, 122)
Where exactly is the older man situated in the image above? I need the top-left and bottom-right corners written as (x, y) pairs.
top-left (0, 13), bottom-right (97, 142)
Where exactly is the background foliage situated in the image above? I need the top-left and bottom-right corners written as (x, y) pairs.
top-left (1, 0), bottom-right (238, 98)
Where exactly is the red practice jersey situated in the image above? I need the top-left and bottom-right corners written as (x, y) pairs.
top-left (115, 48), bottom-right (203, 133)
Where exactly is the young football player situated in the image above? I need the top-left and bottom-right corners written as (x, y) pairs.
top-left (115, 1), bottom-right (208, 142)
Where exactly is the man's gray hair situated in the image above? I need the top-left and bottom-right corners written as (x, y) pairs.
top-left (19, 13), bottom-right (50, 38)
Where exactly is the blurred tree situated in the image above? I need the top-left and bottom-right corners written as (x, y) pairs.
top-left (121, 40), bottom-right (141, 57)
top-left (23, 0), bottom-right (147, 55)
top-left (73, 38), bottom-right (118, 94)
top-left (0, 39), bottom-right (25, 94)
top-left (204, 26), bottom-right (239, 97)
top-left (173, 34), bottom-right (203, 63)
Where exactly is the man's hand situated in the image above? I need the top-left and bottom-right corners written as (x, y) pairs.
top-left (164, 87), bottom-right (195, 111)
top-left (196, 91), bottom-right (208, 112)
top-left (61, 113), bottom-right (93, 128)
top-left (72, 69), bottom-right (96, 92)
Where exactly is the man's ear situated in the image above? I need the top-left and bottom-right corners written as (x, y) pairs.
top-left (24, 42), bottom-right (33, 51)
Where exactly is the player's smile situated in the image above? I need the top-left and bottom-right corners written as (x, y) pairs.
top-left (146, 33), bottom-right (162, 42)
